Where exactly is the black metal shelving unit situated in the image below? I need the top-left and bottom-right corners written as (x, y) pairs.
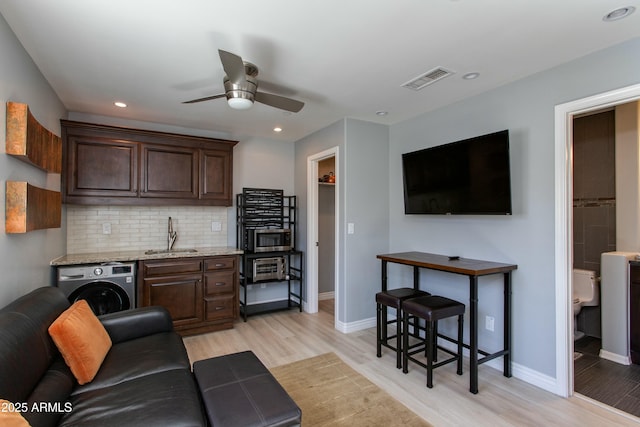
top-left (237, 188), bottom-right (303, 321)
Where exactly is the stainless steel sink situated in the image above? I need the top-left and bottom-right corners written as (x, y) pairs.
top-left (144, 248), bottom-right (198, 255)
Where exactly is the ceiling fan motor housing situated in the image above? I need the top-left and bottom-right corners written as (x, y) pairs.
top-left (223, 62), bottom-right (258, 102)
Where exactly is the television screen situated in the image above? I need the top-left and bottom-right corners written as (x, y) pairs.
top-left (402, 130), bottom-right (512, 215)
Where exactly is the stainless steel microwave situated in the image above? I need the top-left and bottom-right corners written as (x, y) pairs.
top-left (247, 228), bottom-right (292, 253)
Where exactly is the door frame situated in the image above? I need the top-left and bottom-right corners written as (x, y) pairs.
top-left (555, 83), bottom-right (640, 397)
top-left (306, 146), bottom-right (340, 321)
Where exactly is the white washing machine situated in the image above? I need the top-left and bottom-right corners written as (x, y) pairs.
top-left (56, 262), bottom-right (136, 315)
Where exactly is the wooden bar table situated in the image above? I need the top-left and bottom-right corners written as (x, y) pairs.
top-left (377, 251), bottom-right (517, 394)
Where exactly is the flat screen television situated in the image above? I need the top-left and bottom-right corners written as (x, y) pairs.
top-left (402, 130), bottom-right (512, 215)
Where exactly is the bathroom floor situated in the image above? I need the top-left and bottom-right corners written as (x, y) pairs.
top-left (574, 336), bottom-right (640, 417)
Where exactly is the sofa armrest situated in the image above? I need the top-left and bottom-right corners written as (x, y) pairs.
top-left (99, 306), bottom-right (174, 344)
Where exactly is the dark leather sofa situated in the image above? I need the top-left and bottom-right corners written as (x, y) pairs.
top-left (0, 286), bottom-right (206, 427)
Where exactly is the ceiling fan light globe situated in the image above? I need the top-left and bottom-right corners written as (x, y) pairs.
top-left (227, 97), bottom-right (253, 110)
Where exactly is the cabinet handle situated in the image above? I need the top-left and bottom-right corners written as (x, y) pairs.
top-left (215, 263), bottom-right (225, 268)
top-left (215, 306), bottom-right (225, 311)
top-left (215, 282), bottom-right (225, 286)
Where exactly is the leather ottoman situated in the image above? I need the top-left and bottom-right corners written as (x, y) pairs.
top-left (193, 351), bottom-right (301, 427)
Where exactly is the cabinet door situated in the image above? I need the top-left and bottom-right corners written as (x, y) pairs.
top-left (631, 265), bottom-right (640, 364)
top-left (65, 136), bottom-right (138, 198)
top-left (143, 274), bottom-right (203, 327)
top-left (141, 144), bottom-right (198, 199)
top-left (200, 149), bottom-right (232, 204)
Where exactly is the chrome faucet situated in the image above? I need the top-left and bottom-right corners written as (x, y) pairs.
top-left (168, 217), bottom-right (177, 251)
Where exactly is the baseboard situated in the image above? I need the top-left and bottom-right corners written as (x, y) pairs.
top-left (318, 291), bottom-right (335, 301)
top-left (599, 349), bottom-right (631, 365)
top-left (337, 315), bottom-right (562, 394)
top-left (434, 339), bottom-right (559, 394)
top-left (336, 316), bottom-right (376, 334)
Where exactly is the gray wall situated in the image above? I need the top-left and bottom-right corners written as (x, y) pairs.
top-left (295, 120), bottom-right (345, 315)
top-left (0, 13), bottom-right (67, 306)
top-left (388, 37), bottom-right (640, 378)
top-left (295, 118), bottom-right (389, 325)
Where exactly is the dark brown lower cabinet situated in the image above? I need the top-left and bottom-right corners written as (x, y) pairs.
top-left (140, 256), bottom-right (238, 335)
top-left (631, 263), bottom-right (640, 364)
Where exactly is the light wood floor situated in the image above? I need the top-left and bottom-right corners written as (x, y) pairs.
top-left (183, 301), bottom-right (640, 426)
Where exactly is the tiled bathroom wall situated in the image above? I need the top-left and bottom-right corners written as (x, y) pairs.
top-left (573, 109), bottom-right (616, 274)
top-left (66, 205), bottom-right (229, 254)
top-left (572, 109), bottom-right (616, 339)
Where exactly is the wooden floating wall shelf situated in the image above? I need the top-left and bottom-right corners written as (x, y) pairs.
top-left (5, 102), bottom-right (62, 173)
top-left (5, 181), bottom-right (61, 233)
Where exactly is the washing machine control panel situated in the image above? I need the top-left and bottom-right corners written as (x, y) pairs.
top-left (58, 263), bottom-right (136, 280)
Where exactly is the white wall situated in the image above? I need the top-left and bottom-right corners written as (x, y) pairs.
top-left (0, 13), bottom-right (67, 306)
top-left (615, 101), bottom-right (640, 252)
top-left (388, 37), bottom-right (640, 379)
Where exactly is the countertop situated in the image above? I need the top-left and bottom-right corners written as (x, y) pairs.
top-left (50, 246), bottom-right (243, 266)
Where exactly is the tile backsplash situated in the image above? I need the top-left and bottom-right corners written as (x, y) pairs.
top-left (66, 205), bottom-right (229, 254)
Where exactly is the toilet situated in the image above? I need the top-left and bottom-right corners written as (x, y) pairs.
top-left (573, 268), bottom-right (600, 340)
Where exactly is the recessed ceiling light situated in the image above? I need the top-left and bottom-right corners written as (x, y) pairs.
top-left (463, 72), bottom-right (480, 80)
top-left (273, 127), bottom-right (283, 132)
top-left (375, 111), bottom-right (388, 116)
top-left (114, 101), bottom-right (127, 108)
top-left (603, 6), bottom-right (635, 22)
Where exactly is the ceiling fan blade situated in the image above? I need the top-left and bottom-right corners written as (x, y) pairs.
top-left (218, 49), bottom-right (247, 84)
top-left (255, 91), bottom-right (304, 113)
top-left (182, 94), bottom-right (226, 104)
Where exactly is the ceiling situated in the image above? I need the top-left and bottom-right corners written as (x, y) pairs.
top-left (1, 1), bottom-right (639, 143)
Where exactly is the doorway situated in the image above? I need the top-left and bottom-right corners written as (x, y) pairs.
top-left (306, 147), bottom-right (339, 326)
top-left (318, 157), bottom-right (336, 312)
top-left (555, 83), bottom-right (640, 398)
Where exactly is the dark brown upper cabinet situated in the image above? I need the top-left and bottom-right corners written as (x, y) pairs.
top-left (61, 120), bottom-right (237, 206)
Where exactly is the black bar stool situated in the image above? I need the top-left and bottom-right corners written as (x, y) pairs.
top-left (402, 295), bottom-right (465, 388)
top-left (376, 288), bottom-right (430, 369)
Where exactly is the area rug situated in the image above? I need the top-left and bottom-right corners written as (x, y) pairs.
top-left (270, 353), bottom-right (432, 427)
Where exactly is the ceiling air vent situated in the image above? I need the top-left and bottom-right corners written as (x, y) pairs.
top-left (402, 67), bottom-right (455, 91)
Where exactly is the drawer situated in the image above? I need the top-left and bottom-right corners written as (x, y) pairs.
top-left (205, 256), bottom-right (236, 271)
top-left (204, 271), bottom-right (235, 296)
top-left (204, 295), bottom-right (234, 321)
top-left (143, 259), bottom-right (203, 276)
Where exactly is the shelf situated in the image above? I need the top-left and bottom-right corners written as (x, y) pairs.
top-left (240, 273), bottom-right (302, 286)
top-left (240, 300), bottom-right (301, 317)
top-left (5, 102), bottom-right (62, 173)
top-left (5, 181), bottom-right (61, 233)
top-left (237, 190), bottom-right (302, 321)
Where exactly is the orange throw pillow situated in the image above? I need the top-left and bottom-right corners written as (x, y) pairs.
top-left (48, 299), bottom-right (112, 385)
top-left (0, 400), bottom-right (31, 426)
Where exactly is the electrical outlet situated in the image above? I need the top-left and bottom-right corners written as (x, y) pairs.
top-left (102, 223), bottom-right (112, 235)
top-left (211, 221), bottom-right (222, 232)
top-left (260, 283), bottom-right (267, 289)
top-left (485, 316), bottom-right (495, 332)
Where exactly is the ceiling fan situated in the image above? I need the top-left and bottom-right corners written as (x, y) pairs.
top-left (183, 49), bottom-right (304, 113)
